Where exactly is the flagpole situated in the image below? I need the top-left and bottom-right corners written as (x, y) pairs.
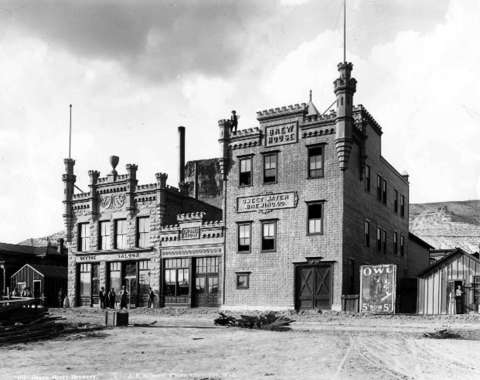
top-left (69, 104), bottom-right (72, 159)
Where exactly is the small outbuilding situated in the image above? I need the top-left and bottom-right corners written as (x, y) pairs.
top-left (417, 248), bottom-right (480, 315)
top-left (10, 264), bottom-right (67, 307)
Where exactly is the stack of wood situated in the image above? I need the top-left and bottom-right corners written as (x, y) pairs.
top-left (214, 311), bottom-right (294, 331)
top-left (0, 307), bottom-right (103, 345)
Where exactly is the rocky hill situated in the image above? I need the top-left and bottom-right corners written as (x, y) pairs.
top-left (18, 231), bottom-right (65, 247)
top-left (409, 200), bottom-right (480, 253)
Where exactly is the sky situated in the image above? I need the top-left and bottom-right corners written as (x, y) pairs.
top-left (0, 0), bottom-right (479, 243)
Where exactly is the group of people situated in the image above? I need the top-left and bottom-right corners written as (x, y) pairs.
top-left (9, 287), bottom-right (32, 298)
top-left (98, 286), bottom-right (155, 309)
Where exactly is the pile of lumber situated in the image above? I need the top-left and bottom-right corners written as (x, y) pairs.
top-left (214, 311), bottom-right (294, 331)
top-left (0, 307), bottom-right (102, 345)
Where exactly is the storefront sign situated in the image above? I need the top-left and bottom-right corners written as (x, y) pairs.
top-left (78, 255), bottom-right (97, 262)
top-left (76, 251), bottom-right (146, 262)
top-left (181, 227), bottom-right (200, 240)
top-left (237, 192), bottom-right (298, 214)
top-left (360, 264), bottom-right (397, 314)
top-left (265, 122), bottom-right (297, 147)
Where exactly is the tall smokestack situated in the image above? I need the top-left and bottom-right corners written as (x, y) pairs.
top-left (178, 126), bottom-right (185, 185)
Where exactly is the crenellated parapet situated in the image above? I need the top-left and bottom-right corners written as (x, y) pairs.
top-left (256, 103), bottom-right (308, 122)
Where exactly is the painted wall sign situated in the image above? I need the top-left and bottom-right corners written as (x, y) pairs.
top-left (360, 264), bottom-right (397, 314)
top-left (237, 192), bottom-right (298, 214)
top-left (181, 227), bottom-right (200, 240)
top-left (265, 122), bottom-right (297, 147)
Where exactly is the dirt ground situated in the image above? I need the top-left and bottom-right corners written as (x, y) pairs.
top-left (2, 308), bottom-right (480, 380)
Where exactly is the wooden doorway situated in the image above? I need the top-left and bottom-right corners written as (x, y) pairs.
top-left (295, 263), bottom-right (332, 310)
top-left (192, 257), bottom-right (219, 307)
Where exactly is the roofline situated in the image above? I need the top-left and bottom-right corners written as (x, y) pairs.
top-left (418, 248), bottom-right (479, 277)
top-left (408, 232), bottom-right (434, 249)
top-left (11, 264), bottom-right (45, 279)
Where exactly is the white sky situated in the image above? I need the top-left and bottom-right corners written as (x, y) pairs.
top-left (0, 0), bottom-right (479, 243)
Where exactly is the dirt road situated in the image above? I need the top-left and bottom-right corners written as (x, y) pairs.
top-left (2, 309), bottom-right (480, 380)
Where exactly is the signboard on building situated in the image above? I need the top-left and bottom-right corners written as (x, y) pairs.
top-left (236, 192), bottom-right (298, 214)
top-left (265, 122), bottom-right (297, 147)
top-left (181, 227), bottom-right (200, 240)
top-left (359, 264), bottom-right (397, 314)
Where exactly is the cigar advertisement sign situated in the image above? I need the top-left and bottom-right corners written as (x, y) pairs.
top-left (236, 192), bottom-right (298, 214)
top-left (360, 264), bottom-right (397, 314)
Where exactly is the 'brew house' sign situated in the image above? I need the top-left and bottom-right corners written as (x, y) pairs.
top-left (265, 122), bottom-right (298, 147)
top-left (236, 192), bottom-right (298, 214)
top-left (359, 264), bottom-right (397, 314)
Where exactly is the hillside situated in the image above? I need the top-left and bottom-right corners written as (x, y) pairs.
top-left (18, 231), bottom-right (65, 247)
top-left (410, 200), bottom-right (480, 253)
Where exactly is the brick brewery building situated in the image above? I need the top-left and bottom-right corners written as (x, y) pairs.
top-left (63, 59), bottom-right (428, 310)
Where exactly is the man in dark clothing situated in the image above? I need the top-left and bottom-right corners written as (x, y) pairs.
top-left (57, 289), bottom-right (64, 307)
top-left (99, 287), bottom-right (106, 309)
top-left (120, 285), bottom-right (129, 309)
top-left (107, 288), bottom-right (116, 309)
top-left (147, 287), bottom-right (155, 308)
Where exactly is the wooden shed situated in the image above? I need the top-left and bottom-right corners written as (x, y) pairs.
top-left (417, 248), bottom-right (480, 315)
top-left (10, 264), bottom-right (67, 307)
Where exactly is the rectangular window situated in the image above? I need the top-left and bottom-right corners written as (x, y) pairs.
top-left (115, 219), bottom-right (127, 249)
top-left (239, 157), bottom-right (252, 186)
top-left (236, 272), bottom-right (250, 289)
top-left (78, 223), bottom-right (90, 252)
top-left (382, 179), bottom-right (387, 205)
top-left (400, 195), bottom-right (406, 218)
top-left (364, 165), bottom-right (371, 192)
top-left (79, 263), bottom-right (91, 297)
top-left (238, 223), bottom-right (252, 252)
top-left (164, 258), bottom-right (190, 299)
top-left (400, 235), bottom-right (405, 256)
top-left (109, 262), bottom-right (122, 294)
top-left (393, 232), bottom-right (398, 255)
top-left (364, 221), bottom-right (370, 247)
top-left (263, 153), bottom-right (277, 184)
top-left (261, 220), bottom-right (277, 252)
top-left (137, 217), bottom-right (150, 248)
top-left (307, 202), bottom-right (323, 234)
top-left (394, 190), bottom-right (399, 213)
top-left (308, 146), bottom-right (324, 178)
top-left (376, 227), bottom-right (382, 252)
top-left (376, 175), bottom-right (382, 201)
top-left (382, 229), bottom-right (387, 254)
top-left (99, 221), bottom-right (111, 250)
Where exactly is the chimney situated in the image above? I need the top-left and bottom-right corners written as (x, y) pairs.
top-left (178, 126), bottom-right (185, 185)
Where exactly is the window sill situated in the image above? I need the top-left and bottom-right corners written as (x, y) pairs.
top-left (307, 232), bottom-right (323, 236)
top-left (261, 249), bottom-right (276, 253)
top-left (237, 250), bottom-right (251, 254)
top-left (263, 181), bottom-right (277, 186)
top-left (239, 184), bottom-right (253, 188)
top-left (307, 176), bottom-right (324, 180)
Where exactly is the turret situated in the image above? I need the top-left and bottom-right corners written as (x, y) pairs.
top-left (218, 117), bottom-right (232, 180)
top-left (334, 62), bottom-right (357, 170)
top-left (62, 158), bottom-right (76, 242)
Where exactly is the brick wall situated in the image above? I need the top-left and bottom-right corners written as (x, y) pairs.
top-left (224, 115), bottom-right (344, 310)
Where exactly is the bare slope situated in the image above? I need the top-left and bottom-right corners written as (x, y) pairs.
top-left (410, 200), bottom-right (480, 253)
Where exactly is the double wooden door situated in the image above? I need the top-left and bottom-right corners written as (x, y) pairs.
top-left (295, 264), bottom-right (332, 310)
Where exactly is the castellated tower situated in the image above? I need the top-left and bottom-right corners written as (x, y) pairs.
top-left (334, 62), bottom-right (357, 170)
top-left (62, 158), bottom-right (76, 242)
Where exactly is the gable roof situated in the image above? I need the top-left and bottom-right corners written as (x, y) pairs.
top-left (418, 248), bottom-right (480, 278)
top-left (12, 264), bottom-right (67, 279)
